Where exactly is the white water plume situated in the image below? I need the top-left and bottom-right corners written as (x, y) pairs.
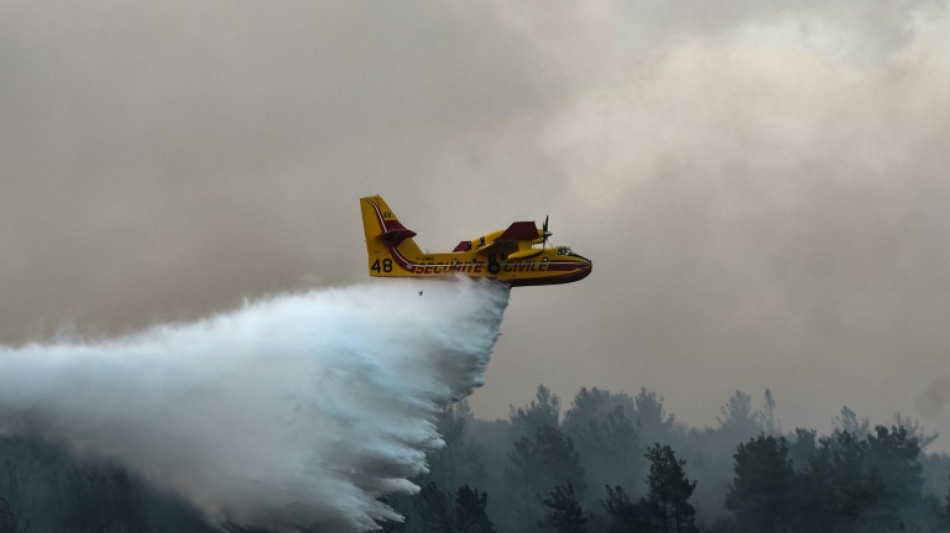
top-left (0, 278), bottom-right (510, 532)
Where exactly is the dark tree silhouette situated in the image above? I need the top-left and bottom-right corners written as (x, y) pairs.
top-left (508, 426), bottom-right (586, 498)
top-left (427, 402), bottom-right (486, 493)
top-left (541, 482), bottom-right (589, 533)
top-left (867, 425), bottom-right (924, 506)
top-left (510, 385), bottom-right (561, 439)
top-left (716, 391), bottom-right (761, 440)
top-left (644, 444), bottom-right (696, 533)
top-left (632, 389), bottom-right (677, 446)
top-left (802, 430), bottom-right (885, 530)
top-left (571, 403), bottom-right (641, 496)
top-left (602, 485), bottom-right (650, 533)
top-left (4, 388), bottom-right (950, 532)
top-left (787, 428), bottom-right (818, 472)
top-left (833, 406), bottom-right (870, 436)
top-left (756, 389), bottom-right (777, 434)
top-left (414, 482), bottom-right (453, 533)
top-left (507, 425), bottom-right (586, 529)
top-left (726, 434), bottom-right (794, 531)
top-left (454, 485), bottom-right (494, 533)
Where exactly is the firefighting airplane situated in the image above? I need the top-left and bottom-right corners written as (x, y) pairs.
top-left (360, 195), bottom-right (592, 287)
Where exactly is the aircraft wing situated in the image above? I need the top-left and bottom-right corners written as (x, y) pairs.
top-left (478, 221), bottom-right (539, 257)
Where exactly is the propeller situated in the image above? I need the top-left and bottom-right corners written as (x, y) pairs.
top-left (541, 215), bottom-right (552, 249)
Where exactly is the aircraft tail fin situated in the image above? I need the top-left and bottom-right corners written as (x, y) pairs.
top-left (360, 196), bottom-right (423, 275)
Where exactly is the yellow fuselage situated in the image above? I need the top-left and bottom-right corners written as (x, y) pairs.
top-left (361, 196), bottom-right (591, 287)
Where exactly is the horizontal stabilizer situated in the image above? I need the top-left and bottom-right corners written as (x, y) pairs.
top-left (379, 227), bottom-right (417, 245)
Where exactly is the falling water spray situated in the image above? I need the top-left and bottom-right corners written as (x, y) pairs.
top-left (0, 278), bottom-right (510, 531)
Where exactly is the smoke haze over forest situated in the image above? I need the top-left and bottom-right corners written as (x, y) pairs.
top-left (2, 0), bottom-right (950, 489)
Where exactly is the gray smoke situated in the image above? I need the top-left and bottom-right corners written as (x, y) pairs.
top-left (0, 279), bottom-right (510, 532)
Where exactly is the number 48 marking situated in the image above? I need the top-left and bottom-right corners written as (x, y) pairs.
top-left (371, 259), bottom-right (393, 273)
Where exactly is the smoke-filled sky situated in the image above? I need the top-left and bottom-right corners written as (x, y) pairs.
top-left (3, 1), bottom-right (950, 449)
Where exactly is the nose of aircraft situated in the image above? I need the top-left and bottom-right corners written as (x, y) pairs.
top-left (576, 258), bottom-right (592, 281)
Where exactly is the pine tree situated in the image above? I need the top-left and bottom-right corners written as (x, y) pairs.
top-left (716, 391), bottom-right (761, 440)
top-left (867, 425), bottom-right (923, 507)
top-left (428, 402), bottom-right (486, 492)
top-left (756, 389), bottom-right (777, 434)
top-left (602, 485), bottom-right (650, 533)
top-left (632, 389), bottom-right (677, 445)
top-left (644, 444), bottom-right (697, 533)
top-left (828, 431), bottom-right (885, 522)
top-left (454, 485), bottom-right (494, 533)
top-left (540, 482), bottom-right (589, 533)
top-left (414, 482), bottom-right (454, 533)
top-left (725, 434), bottom-right (794, 531)
top-left (571, 403), bottom-right (641, 493)
top-left (507, 425), bottom-right (586, 513)
top-left (510, 384), bottom-right (561, 439)
top-left (802, 430), bottom-right (886, 530)
top-left (506, 424), bottom-right (586, 531)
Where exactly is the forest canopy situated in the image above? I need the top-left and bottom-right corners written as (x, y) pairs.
top-left (2, 384), bottom-right (949, 532)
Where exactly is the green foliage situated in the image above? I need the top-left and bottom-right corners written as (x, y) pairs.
top-left (867, 425), bottom-right (923, 506)
top-left (2, 388), bottom-right (949, 533)
top-left (726, 425), bottom-right (928, 532)
top-left (632, 389), bottom-right (677, 444)
top-left (508, 426), bottom-right (586, 498)
top-left (541, 482), bottom-right (589, 533)
top-left (426, 402), bottom-right (486, 492)
top-left (602, 485), bottom-right (651, 533)
top-left (644, 444), bottom-right (697, 533)
top-left (717, 391), bottom-right (760, 439)
top-left (454, 486), bottom-right (494, 533)
top-left (726, 434), bottom-right (794, 531)
top-left (563, 387), bottom-right (620, 434)
top-left (510, 385), bottom-right (561, 439)
top-left (414, 482), bottom-right (454, 533)
top-left (406, 483), bottom-right (497, 533)
top-left (828, 431), bottom-right (885, 521)
top-left (505, 420), bottom-right (585, 531)
top-left (787, 428), bottom-right (818, 472)
top-left (568, 395), bottom-right (642, 495)
top-left (833, 406), bottom-right (869, 436)
top-left (803, 430), bottom-right (885, 527)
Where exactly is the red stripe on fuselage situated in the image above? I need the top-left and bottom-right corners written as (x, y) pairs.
top-left (388, 245), bottom-right (416, 272)
top-left (385, 247), bottom-right (590, 282)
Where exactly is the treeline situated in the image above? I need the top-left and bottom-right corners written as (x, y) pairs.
top-left (1, 386), bottom-right (949, 532)
top-left (388, 386), bottom-right (950, 533)
top-left (0, 435), bottom-right (216, 532)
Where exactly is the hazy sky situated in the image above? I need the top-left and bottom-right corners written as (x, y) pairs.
top-left (3, 1), bottom-right (950, 449)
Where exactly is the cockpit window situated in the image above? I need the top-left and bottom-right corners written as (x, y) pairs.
top-left (555, 247), bottom-right (590, 262)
